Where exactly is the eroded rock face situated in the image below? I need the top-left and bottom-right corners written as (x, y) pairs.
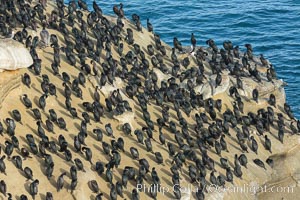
top-left (152, 68), bottom-right (172, 87)
top-left (194, 73), bottom-right (231, 99)
top-left (0, 1), bottom-right (298, 199)
top-left (0, 38), bottom-right (33, 71)
top-left (192, 70), bottom-right (286, 108)
top-left (238, 77), bottom-right (286, 99)
top-left (0, 70), bottom-right (21, 109)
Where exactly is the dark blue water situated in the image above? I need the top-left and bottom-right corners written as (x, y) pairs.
top-left (66, 0), bottom-right (300, 118)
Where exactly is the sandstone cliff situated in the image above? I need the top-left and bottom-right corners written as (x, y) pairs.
top-left (0, 1), bottom-right (299, 200)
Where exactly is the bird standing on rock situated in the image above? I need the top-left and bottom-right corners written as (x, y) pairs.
top-left (252, 88), bottom-right (259, 103)
top-left (173, 37), bottom-right (183, 52)
top-left (250, 136), bottom-right (258, 154)
top-left (12, 109), bottom-right (22, 124)
top-left (0, 155), bottom-right (6, 175)
top-left (0, 180), bottom-right (6, 197)
top-left (268, 94), bottom-right (276, 107)
top-left (105, 123), bottom-right (115, 138)
top-left (56, 172), bottom-right (67, 192)
top-left (39, 94), bottom-right (48, 110)
top-left (29, 179), bottom-right (39, 200)
top-left (0, 1), bottom-right (298, 199)
top-left (130, 147), bottom-right (139, 160)
top-left (22, 73), bottom-right (31, 88)
top-left (264, 135), bottom-right (272, 153)
top-left (22, 94), bottom-right (32, 108)
top-left (147, 18), bottom-right (153, 32)
top-left (82, 147), bottom-right (93, 164)
top-left (40, 23), bottom-right (50, 47)
top-left (215, 73), bottom-right (222, 88)
top-left (253, 159), bottom-right (266, 170)
top-left (190, 33), bottom-right (196, 53)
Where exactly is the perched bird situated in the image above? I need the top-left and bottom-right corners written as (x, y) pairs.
top-left (22, 73), bottom-right (31, 88)
top-left (105, 123), bottom-right (115, 138)
top-left (130, 147), bottom-right (139, 160)
top-left (264, 135), bottom-right (272, 153)
top-left (89, 180), bottom-right (99, 193)
top-left (253, 159), bottom-right (266, 170)
top-left (190, 33), bottom-right (196, 53)
top-left (0, 180), bottom-right (6, 197)
top-left (250, 136), bottom-right (258, 154)
top-left (252, 88), bottom-right (259, 103)
top-left (0, 156), bottom-right (6, 175)
top-left (215, 73), bottom-right (222, 88)
top-left (147, 18), bottom-right (153, 32)
top-left (56, 172), bottom-right (67, 192)
top-left (22, 94), bottom-right (32, 108)
top-left (12, 109), bottom-right (22, 124)
top-left (40, 23), bottom-right (50, 47)
top-left (29, 179), bottom-right (39, 200)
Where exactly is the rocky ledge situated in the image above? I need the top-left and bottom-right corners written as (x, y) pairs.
top-left (0, 1), bottom-right (299, 200)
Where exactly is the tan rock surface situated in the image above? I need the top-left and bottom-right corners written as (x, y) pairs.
top-left (0, 70), bottom-right (21, 109)
top-left (0, 1), bottom-right (299, 200)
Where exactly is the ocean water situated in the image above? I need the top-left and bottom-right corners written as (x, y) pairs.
top-left (66, 0), bottom-right (300, 118)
